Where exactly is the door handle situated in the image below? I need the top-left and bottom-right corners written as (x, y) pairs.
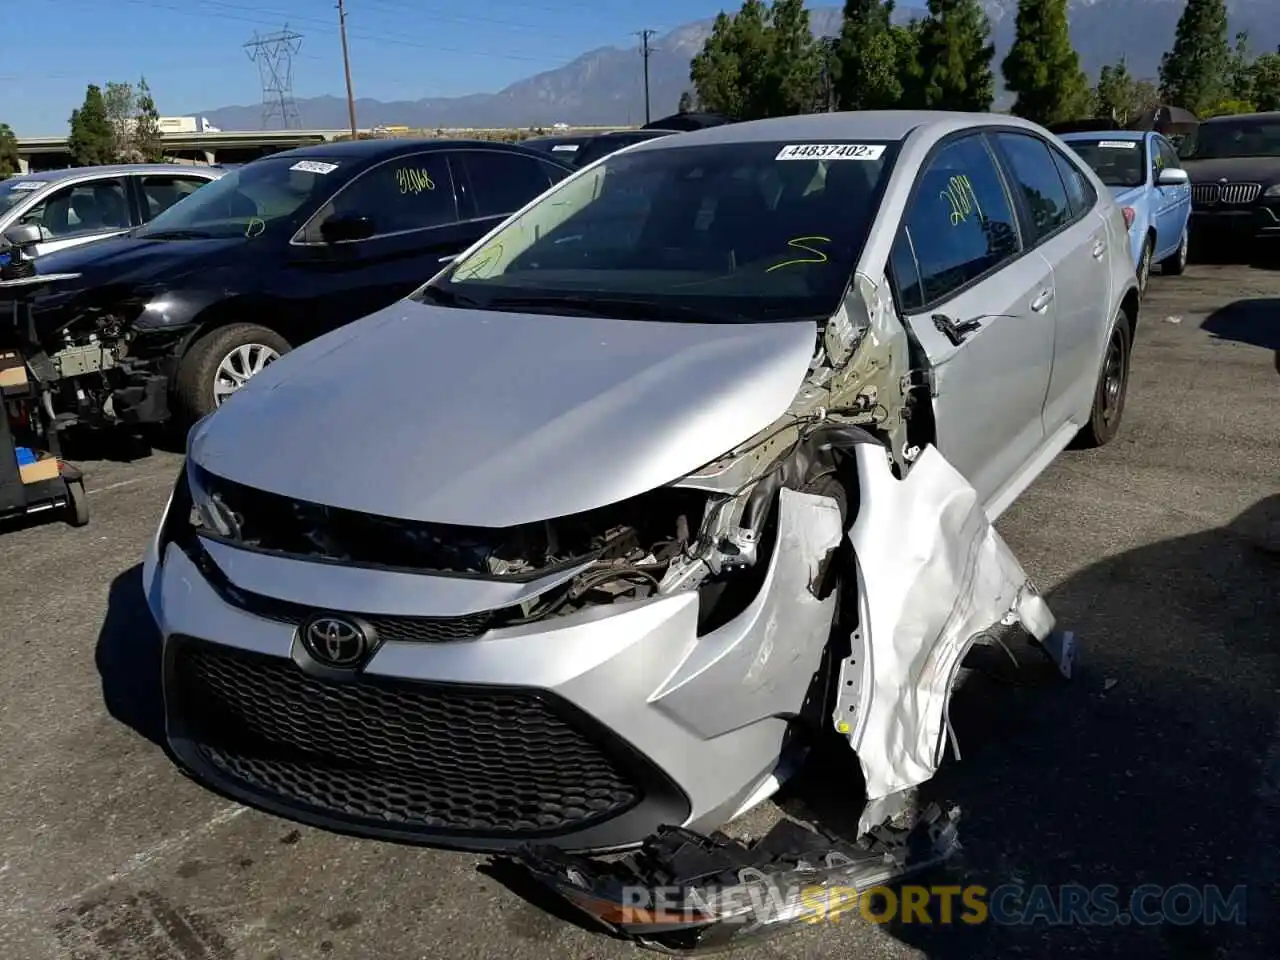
top-left (1030, 289), bottom-right (1054, 313)
top-left (1091, 239), bottom-right (1106, 259)
top-left (932, 313), bottom-right (983, 346)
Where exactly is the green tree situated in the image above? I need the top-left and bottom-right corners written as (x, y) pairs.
top-left (677, 90), bottom-right (695, 113)
top-left (1224, 31), bottom-right (1256, 103)
top-left (690, 0), bottom-right (822, 121)
top-left (1093, 58), bottom-right (1136, 122)
top-left (103, 81), bottom-right (136, 160)
top-left (834, 0), bottom-right (903, 110)
top-left (908, 0), bottom-right (996, 111)
top-left (0, 123), bottom-right (18, 179)
top-left (1253, 53), bottom-right (1280, 111)
top-left (1158, 0), bottom-right (1229, 116)
top-left (67, 84), bottom-right (115, 166)
top-left (762, 0), bottom-right (822, 117)
top-left (133, 76), bottom-right (164, 162)
top-left (1002, 0), bottom-right (1090, 125)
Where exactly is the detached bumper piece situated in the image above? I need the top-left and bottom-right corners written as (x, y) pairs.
top-left (499, 803), bottom-right (960, 954)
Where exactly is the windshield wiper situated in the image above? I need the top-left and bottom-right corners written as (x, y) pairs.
top-left (140, 229), bottom-right (217, 240)
top-left (482, 293), bottom-right (746, 324)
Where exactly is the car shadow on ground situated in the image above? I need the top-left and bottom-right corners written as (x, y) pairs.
top-left (1188, 237), bottom-right (1280, 271)
top-left (1201, 298), bottom-right (1280, 379)
top-left (95, 563), bottom-right (168, 748)
top-left (875, 495), bottom-right (1280, 960)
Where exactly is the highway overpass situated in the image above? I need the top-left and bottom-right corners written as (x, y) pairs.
top-left (14, 128), bottom-right (359, 171)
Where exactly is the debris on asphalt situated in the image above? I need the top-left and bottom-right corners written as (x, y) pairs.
top-left (1164, 315), bottom-right (1183, 324)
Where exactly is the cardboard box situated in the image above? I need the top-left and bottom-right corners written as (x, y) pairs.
top-left (19, 457), bottom-right (59, 484)
top-left (0, 350), bottom-right (27, 389)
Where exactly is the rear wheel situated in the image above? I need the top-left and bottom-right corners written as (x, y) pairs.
top-left (1073, 312), bottom-right (1132, 449)
top-left (1137, 236), bottom-right (1154, 296)
top-left (1161, 228), bottom-right (1188, 275)
top-left (65, 479), bottom-right (89, 527)
top-left (173, 323), bottom-right (291, 425)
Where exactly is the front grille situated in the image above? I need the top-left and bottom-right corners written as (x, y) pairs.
top-left (1193, 182), bottom-right (1262, 206)
top-left (172, 639), bottom-right (644, 836)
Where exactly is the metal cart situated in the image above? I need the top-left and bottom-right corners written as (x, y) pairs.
top-left (0, 231), bottom-right (88, 529)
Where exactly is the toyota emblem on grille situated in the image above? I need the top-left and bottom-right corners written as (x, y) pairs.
top-left (301, 615), bottom-right (370, 667)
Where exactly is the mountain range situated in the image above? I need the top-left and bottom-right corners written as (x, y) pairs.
top-left (202, 1), bottom-right (1280, 131)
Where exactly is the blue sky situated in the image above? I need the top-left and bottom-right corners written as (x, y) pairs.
top-left (6, 0), bottom-right (736, 135)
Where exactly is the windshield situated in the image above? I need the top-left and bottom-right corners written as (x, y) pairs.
top-left (134, 156), bottom-right (339, 239)
top-left (1064, 138), bottom-right (1146, 187)
top-left (0, 179), bottom-right (46, 217)
top-left (1181, 119), bottom-right (1280, 160)
top-left (426, 139), bottom-right (899, 323)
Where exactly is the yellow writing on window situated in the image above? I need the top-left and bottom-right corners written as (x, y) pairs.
top-left (456, 242), bottom-right (504, 280)
top-left (940, 174), bottom-right (983, 226)
top-left (766, 235), bottom-right (831, 273)
top-left (397, 168), bottom-right (435, 195)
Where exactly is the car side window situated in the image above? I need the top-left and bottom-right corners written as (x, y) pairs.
top-left (459, 150), bottom-right (556, 219)
top-left (21, 179), bottom-right (130, 237)
top-left (1157, 138), bottom-right (1182, 173)
top-left (995, 133), bottom-right (1073, 242)
top-left (1048, 146), bottom-right (1096, 220)
top-left (889, 229), bottom-right (925, 314)
top-left (138, 175), bottom-right (212, 221)
top-left (313, 152), bottom-right (457, 238)
top-left (902, 134), bottom-right (1021, 306)
top-left (539, 159), bottom-right (573, 186)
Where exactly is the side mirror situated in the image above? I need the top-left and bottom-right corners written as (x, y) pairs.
top-left (1157, 167), bottom-right (1189, 186)
top-left (320, 213), bottom-right (375, 244)
top-left (3, 223), bottom-right (50, 249)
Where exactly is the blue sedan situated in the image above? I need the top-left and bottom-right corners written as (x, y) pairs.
top-left (1060, 130), bottom-right (1192, 295)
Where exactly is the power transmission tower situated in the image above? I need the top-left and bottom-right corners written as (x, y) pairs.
top-left (636, 29), bottom-right (657, 125)
top-left (245, 26), bottom-right (304, 130)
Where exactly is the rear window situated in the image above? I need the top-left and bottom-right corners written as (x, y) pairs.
top-left (1063, 138), bottom-right (1146, 188)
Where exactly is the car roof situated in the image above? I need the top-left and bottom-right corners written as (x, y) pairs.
top-left (1060, 130), bottom-right (1147, 141)
top-left (5, 163), bottom-right (223, 183)
top-left (268, 137), bottom-right (568, 164)
top-left (621, 109), bottom-right (1056, 154)
top-left (1199, 110), bottom-right (1280, 124)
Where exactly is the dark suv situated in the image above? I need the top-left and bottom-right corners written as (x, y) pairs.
top-left (1180, 111), bottom-right (1280, 241)
top-left (26, 138), bottom-right (573, 428)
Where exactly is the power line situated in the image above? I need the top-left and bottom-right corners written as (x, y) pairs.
top-left (244, 26), bottom-right (303, 129)
top-left (337, 0), bottom-right (358, 137)
top-left (636, 28), bottom-right (656, 125)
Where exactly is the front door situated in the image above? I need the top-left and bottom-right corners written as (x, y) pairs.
top-left (284, 150), bottom-right (475, 338)
top-left (18, 178), bottom-right (133, 257)
top-left (1152, 136), bottom-right (1191, 257)
top-left (891, 133), bottom-right (1056, 512)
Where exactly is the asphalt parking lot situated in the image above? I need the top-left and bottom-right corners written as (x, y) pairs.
top-left (1, 261), bottom-right (1277, 960)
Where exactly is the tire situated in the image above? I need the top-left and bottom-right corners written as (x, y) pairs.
top-left (173, 323), bottom-right (291, 425)
top-left (1073, 311), bottom-right (1132, 449)
top-left (1161, 228), bottom-right (1188, 275)
top-left (1136, 235), bottom-right (1154, 297)
top-left (65, 479), bottom-right (89, 527)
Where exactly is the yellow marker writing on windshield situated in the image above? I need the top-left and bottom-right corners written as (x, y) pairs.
top-left (766, 235), bottom-right (831, 272)
top-left (397, 168), bottom-right (435, 194)
top-left (941, 174), bottom-right (982, 226)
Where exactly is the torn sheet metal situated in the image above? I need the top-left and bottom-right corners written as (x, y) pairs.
top-left (837, 442), bottom-right (1059, 804)
top-left (498, 803), bottom-right (960, 954)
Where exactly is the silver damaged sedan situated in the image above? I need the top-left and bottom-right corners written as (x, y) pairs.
top-left (143, 111), bottom-right (1139, 854)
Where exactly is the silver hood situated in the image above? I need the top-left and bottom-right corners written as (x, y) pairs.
top-left (188, 299), bottom-right (818, 526)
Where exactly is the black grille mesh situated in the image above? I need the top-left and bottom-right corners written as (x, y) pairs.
top-left (174, 641), bottom-right (642, 835)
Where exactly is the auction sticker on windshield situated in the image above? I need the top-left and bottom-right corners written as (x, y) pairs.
top-left (8, 181), bottom-right (43, 191)
top-left (1097, 141), bottom-right (1138, 149)
top-left (776, 144), bottom-right (885, 161)
top-left (290, 160), bottom-right (339, 174)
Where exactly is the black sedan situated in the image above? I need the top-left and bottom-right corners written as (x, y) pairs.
top-left (28, 138), bottom-right (573, 427)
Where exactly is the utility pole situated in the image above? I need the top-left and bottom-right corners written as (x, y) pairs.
top-left (337, 0), bottom-right (358, 138)
top-left (636, 29), bottom-right (656, 125)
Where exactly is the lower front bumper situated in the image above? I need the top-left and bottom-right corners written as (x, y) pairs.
top-left (1190, 203), bottom-right (1280, 238)
top-left (144, 486), bottom-right (844, 852)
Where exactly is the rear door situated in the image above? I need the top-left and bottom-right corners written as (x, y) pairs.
top-left (889, 132), bottom-right (1056, 512)
top-left (286, 150), bottom-right (472, 336)
top-left (131, 171), bottom-right (220, 224)
top-left (451, 148), bottom-right (567, 244)
top-left (992, 131), bottom-right (1111, 440)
